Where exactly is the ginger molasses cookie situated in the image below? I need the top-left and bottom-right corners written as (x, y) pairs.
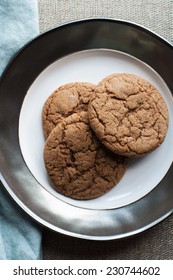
top-left (44, 112), bottom-right (128, 200)
top-left (88, 73), bottom-right (168, 157)
top-left (42, 82), bottom-right (96, 139)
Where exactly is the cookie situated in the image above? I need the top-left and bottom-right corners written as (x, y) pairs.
top-left (42, 82), bottom-right (96, 138)
top-left (88, 73), bottom-right (168, 157)
top-left (44, 112), bottom-right (128, 200)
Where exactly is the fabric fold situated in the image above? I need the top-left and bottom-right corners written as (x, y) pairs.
top-left (0, 0), bottom-right (39, 75)
top-left (0, 0), bottom-right (42, 260)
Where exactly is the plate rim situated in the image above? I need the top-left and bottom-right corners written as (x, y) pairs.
top-left (1, 18), bottom-right (172, 82)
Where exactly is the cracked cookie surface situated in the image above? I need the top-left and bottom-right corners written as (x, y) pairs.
top-left (88, 73), bottom-right (168, 157)
top-left (42, 82), bottom-right (96, 139)
top-left (44, 112), bottom-right (128, 200)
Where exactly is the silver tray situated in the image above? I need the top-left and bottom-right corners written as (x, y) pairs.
top-left (0, 19), bottom-right (173, 240)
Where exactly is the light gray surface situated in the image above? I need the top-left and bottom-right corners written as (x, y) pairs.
top-left (38, 0), bottom-right (173, 44)
top-left (37, 0), bottom-right (173, 259)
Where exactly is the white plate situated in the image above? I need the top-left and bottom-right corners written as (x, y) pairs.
top-left (19, 49), bottom-right (173, 210)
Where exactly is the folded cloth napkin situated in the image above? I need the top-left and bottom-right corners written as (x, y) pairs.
top-left (0, 0), bottom-right (42, 259)
top-left (0, 0), bottom-right (39, 75)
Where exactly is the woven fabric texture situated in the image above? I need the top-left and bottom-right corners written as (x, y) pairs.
top-left (43, 216), bottom-right (173, 260)
top-left (38, 0), bottom-right (173, 260)
top-left (38, 0), bottom-right (173, 44)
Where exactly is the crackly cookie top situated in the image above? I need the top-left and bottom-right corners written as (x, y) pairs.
top-left (42, 82), bottom-right (96, 139)
top-left (88, 73), bottom-right (168, 156)
top-left (44, 112), bottom-right (128, 200)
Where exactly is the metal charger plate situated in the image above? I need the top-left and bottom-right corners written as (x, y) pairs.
top-left (0, 19), bottom-right (173, 240)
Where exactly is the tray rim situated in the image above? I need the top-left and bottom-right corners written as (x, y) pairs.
top-left (0, 18), bottom-right (173, 241)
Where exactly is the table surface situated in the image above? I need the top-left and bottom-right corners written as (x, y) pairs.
top-left (38, 0), bottom-right (173, 260)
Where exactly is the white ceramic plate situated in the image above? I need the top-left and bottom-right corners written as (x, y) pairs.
top-left (19, 49), bottom-right (173, 210)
